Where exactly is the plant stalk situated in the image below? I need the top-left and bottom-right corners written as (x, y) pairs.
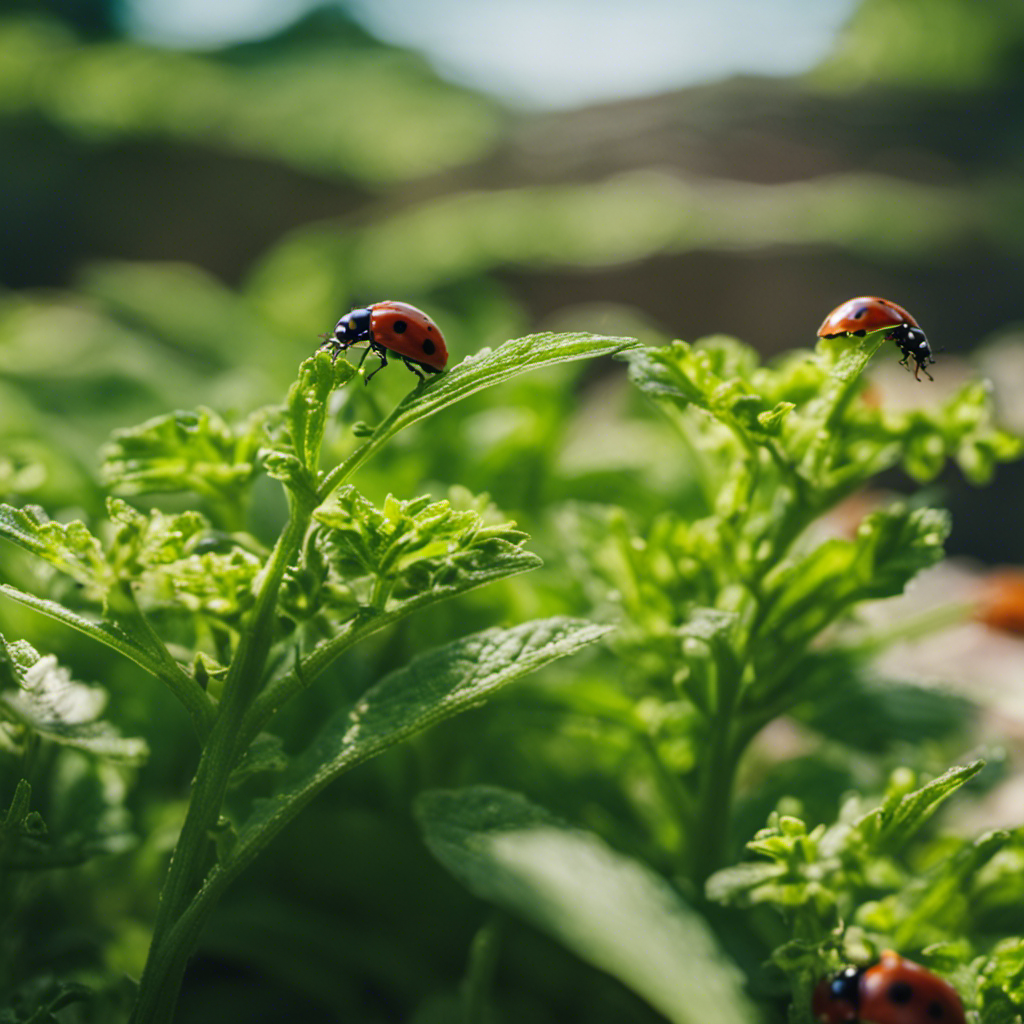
top-left (131, 498), bottom-right (313, 1024)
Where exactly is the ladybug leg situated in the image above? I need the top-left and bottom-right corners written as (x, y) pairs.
top-left (320, 337), bottom-right (350, 363)
top-left (363, 342), bottom-right (388, 384)
top-left (401, 357), bottom-right (426, 382)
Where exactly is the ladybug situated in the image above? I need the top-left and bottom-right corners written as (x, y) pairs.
top-left (817, 297), bottom-right (934, 381)
top-left (320, 301), bottom-right (448, 383)
top-left (812, 951), bottom-right (965, 1024)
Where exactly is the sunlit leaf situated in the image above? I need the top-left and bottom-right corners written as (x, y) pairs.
top-left (418, 785), bottom-right (756, 1024)
top-left (220, 618), bottom-right (610, 885)
top-left (320, 333), bottom-right (641, 494)
top-left (0, 634), bottom-right (148, 763)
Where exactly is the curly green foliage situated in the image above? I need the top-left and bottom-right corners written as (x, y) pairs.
top-left (551, 331), bottom-right (1019, 885)
top-left (316, 486), bottom-right (532, 609)
top-left (625, 334), bottom-right (1019, 515)
top-left (101, 407), bottom-right (270, 529)
top-left (0, 499), bottom-right (263, 670)
top-left (706, 763), bottom-right (1014, 1022)
top-left (0, 635), bottom-right (147, 766)
top-left (0, 330), bottom-right (636, 1023)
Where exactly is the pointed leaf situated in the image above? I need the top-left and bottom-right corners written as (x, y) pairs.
top-left (221, 618), bottom-right (609, 888)
top-left (0, 635), bottom-right (148, 763)
top-left (860, 760), bottom-right (985, 850)
top-left (319, 332), bottom-right (639, 495)
top-left (417, 786), bottom-right (756, 1024)
top-left (0, 584), bottom-right (214, 736)
top-left (0, 504), bottom-right (110, 593)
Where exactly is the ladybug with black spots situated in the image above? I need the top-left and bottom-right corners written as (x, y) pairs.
top-left (812, 950), bottom-right (965, 1024)
top-left (321, 301), bottom-right (448, 383)
top-left (817, 297), bottom-right (934, 381)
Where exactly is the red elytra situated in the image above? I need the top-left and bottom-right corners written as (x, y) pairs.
top-left (817, 297), bottom-right (920, 338)
top-left (368, 301), bottom-right (448, 372)
top-left (813, 951), bottom-right (966, 1024)
top-left (323, 300), bottom-right (449, 383)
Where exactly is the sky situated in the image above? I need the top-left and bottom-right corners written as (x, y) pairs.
top-left (125, 0), bottom-right (860, 109)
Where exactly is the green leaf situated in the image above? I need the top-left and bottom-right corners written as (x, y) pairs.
top-left (857, 761), bottom-right (986, 852)
top-left (0, 753), bottom-right (137, 871)
top-left (216, 618), bottom-right (610, 891)
top-left (704, 860), bottom-right (789, 905)
top-left (227, 733), bottom-right (287, 790)
top-left (100, 406), bottom-right (267, 517)
top-left (862, 830), bottom-right (1012, 949)
top-left (1, 778), bottom-right (34, 833)
top-left (623, 339), bottom-right (763, 424)
top-left (798, 664), bottom-right (973, 752)
top-left (416, 785), bottom-right (756, 1024)
top-left (0, 504), bottom-right (111, 595)
top-left (318, 332), bottom-right (640, 496)
top-left (253, 501), bottom-right (544, 728)
top-left (285, 350), bottom-right (356, 474)
top-left (0, 584), bottom-right (214, 736)
top-left (980, 939), bottom-right (1024, 1016)
top-left (0, 634), bottom-right (148, 764)
top-left (315, 485), bottom-right (533, 610)
top-left (757, 506), bottom-right (949, 649)
top-left (105, 499), bottom-right (207, 577)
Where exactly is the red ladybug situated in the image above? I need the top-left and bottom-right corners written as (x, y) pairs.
top-left (812, 951), bottom-right (965, 1024)
top-left (817, 297), bottom-right (934, 381)
top-left (321, 301), bottom-right (448, 383)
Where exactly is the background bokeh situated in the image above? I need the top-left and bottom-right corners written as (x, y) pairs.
top-left (2, 0), bottom-right (1023, 1020)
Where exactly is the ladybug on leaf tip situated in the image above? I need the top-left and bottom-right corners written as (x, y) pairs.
top-left (813, 951), bottom-right (965, 1024)
top-left (319, 301), bottom-right (448, 384)
top-left (817, 297), bottom-right (934, 381)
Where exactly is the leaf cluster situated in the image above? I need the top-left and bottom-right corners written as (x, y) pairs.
top-left (707, 761), bottom-right (1024, 1023)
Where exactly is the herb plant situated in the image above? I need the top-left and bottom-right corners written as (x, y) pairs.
top-left (415, 326), bottom-right (1022, 1023)
top-left (0, 333), bottom-right (636, 1022)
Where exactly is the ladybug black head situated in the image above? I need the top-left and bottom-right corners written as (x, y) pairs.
top-left (830, 967), bottom-right (862, 1005)
top-left (904, 326), bottom-right (930, 353)
top-left (887, 322), bottom-right (927, 349)
top-left (813, 966), bottom-right (863, 1023)
top-left (334, 307), bottom-right (372, 342)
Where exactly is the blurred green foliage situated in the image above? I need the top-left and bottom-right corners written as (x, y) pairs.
top-left (0, 13), bottom-right (501, 183)
top-left (812, 0), bottom-right (1024, 90)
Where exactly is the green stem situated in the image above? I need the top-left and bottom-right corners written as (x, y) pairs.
top-left (689, 650), bottom-right (746, 886)
top-left (462, 915), bottom-right (504, 1024)
top-left (690, 714), bottom-right (742, 886)
top-left (317, 403), bottom-right (405, 502)
top-left (637, 731), bottom-right (694, 846)
top-left (131, 498), bottom-right (314, 1024)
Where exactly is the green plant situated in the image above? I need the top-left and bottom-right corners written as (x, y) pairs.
top-left (415, 326), bottom-right (1021, 1022)
top-left (708, 761), bottom-right (1024, 1024)
top-left (0, 333), bottom-right (636, 1022)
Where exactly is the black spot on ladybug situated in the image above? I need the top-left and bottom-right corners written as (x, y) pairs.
top-left (854, 307), bottom-right (867, 318)
top-left (928, 1002), bottom-right (946, 1020)
top-left (392, 319), bottom-right (408, 334)
top-left (887, 983), bottom-right (914, 1005)
top-left (422, 338), bottom-right (436, 355)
